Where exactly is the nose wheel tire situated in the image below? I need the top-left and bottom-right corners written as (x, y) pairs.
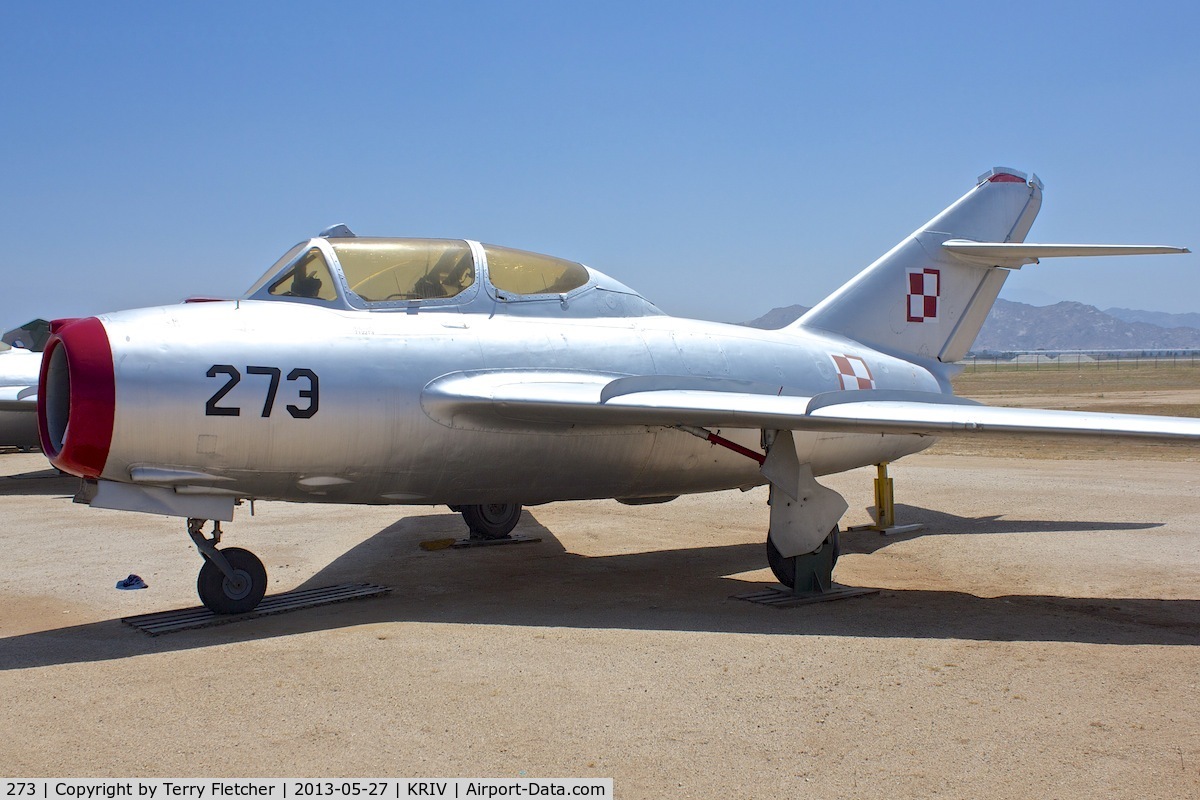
top-left (197, 547), bottom-right (268, 614)
top-left (461, 503), bottom-right (523, 539)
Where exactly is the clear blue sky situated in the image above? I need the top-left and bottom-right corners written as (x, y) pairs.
top-left (2, 1), bottom-right (1197, 331)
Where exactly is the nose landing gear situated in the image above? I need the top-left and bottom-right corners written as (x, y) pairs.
top-left (187, 518), bottom-right (267, 614)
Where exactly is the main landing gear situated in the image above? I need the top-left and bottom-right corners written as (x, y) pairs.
top-left (674, 425), bottom-right (872, 604)
top-left (766, 527), bottom-right (840, 593)
top-left (187, 518), bottom-right (267, 614)
top-left (452, 503), bottom-right (523, 540)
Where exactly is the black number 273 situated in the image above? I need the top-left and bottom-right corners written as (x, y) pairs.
top-left (205, 364), bottom-right (319, 418)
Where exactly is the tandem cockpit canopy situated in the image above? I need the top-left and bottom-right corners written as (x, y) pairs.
top-left (244, 230), bottom-right (663, 318)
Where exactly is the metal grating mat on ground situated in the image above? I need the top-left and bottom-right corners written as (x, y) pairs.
top-left (733, 584), bottom-right (879, 608)
top-left (122, 583), bottom-right (391, 636)
top-left (451, 534), bottom-right (542, 549)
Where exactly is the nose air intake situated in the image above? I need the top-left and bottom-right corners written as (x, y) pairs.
top-left (38, 317), bottom-right (115, 478)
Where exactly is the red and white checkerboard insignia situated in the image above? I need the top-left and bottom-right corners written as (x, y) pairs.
top-left (831, 354), bottom-right (875, 391)
top-left (906, 267), bottom-right (940, 322)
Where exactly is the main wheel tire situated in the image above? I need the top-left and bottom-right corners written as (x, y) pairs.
top-left (197, 547), bottom-right (267, 614)
top-left (462, 503), bottom-right (523, 540)
top-left (766, 527), bottom-right (839, 589)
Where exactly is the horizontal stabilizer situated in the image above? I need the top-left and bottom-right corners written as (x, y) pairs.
top-left (423, 371), bottom-right (1200, 444)
top-left (942, 240), bottom-right (1190, 268)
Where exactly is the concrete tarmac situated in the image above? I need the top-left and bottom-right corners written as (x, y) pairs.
top-left (1, 450), bottom-right (1198, 798)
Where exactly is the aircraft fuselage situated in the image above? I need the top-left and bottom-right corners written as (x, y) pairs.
top-left (57, 300), bottom-right (939, 507)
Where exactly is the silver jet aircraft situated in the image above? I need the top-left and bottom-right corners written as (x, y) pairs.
top-left (0, 347), bottom-right (41, 450)
top-left (0, 320), bottom-right (49, 450)
top-left (36, 168), bottom-right (1196, 613)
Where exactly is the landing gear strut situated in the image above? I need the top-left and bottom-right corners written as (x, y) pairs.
top-left (675, 424), bottom-right (875, 605)
top-left (187, 518), bottom-right (267, 614)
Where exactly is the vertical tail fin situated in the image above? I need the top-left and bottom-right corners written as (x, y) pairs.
top-left (796, 168), bottom-right (1042, 363)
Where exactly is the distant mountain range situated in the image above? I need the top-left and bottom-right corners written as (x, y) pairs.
top-left (1104, 307), bottom-right (1200, 330)
top-left (739, 304), bottom-right (811, 330)
top-left (738, 300), bottom-right (1200, 351)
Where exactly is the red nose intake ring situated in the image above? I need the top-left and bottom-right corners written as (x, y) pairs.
top-left (38, 317), bottom-right (116, 478)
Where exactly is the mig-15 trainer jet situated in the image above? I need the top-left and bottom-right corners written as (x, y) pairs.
top-left (37, 168), bottom-right (1195, 613)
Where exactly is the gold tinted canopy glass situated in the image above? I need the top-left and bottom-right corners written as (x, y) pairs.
top-left (332, 239), bottom-right (476, 302)
top-left (483, 245), bottom-right (590, 296)
top-left (266, 248), bottom-right (339, 302)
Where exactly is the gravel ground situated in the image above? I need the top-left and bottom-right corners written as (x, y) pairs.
top-left (1, 450), bottom-right (1198, 798)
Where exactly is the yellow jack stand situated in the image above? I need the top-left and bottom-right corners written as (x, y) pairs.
top-left (847, 462), bottom-right (925, 536)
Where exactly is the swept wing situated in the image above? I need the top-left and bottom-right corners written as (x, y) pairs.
top-left (423, 370), bottom-right (1200, 443)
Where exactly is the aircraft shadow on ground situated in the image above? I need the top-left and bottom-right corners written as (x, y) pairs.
top-left (842, 503), bottom-right (1162, 556)
top-left (0, 468), bottom-right (76, 497)
top-left (1, 509), bottom-right (1195, 670)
